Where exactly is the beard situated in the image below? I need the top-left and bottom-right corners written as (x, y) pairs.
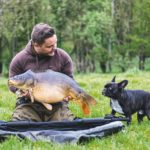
top-left (47, 50), bottom-right (55, 56)
top-left (40, 49), bottom-right (56, 57)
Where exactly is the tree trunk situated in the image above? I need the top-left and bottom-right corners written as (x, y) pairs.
top-left (100, 62), bottom-right (106, 73)
top-left (0, 37), bottom-right (3, 74)
top-left (139, 54), bottom-right (145, 70)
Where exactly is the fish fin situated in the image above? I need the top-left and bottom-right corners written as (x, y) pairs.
top-left (42, 103), bottom-right (52, 110)
top-left (85, 94), bottom-right (97, 106)
top-left (80, 101), bottom-right (90, 115)
top-left (29, 88), bottom-right (34, 103)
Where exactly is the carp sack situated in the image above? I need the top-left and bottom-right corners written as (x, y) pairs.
top-left (8, 70), bottom-right (97, 115)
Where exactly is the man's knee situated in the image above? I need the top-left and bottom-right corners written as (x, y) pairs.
top-left (49, 101), bottom-right (75, 121)
top-left (12, 104), bottom-right (42, 122)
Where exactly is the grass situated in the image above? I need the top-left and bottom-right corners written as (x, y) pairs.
top-left (0, 71), bottom-right (150, 150)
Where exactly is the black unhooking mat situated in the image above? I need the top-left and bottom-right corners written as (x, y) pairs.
top-left (0, 117), bottom-right (128, 143)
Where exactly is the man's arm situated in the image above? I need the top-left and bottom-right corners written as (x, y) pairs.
top-left (9, 54), bottom-right (24, 93)
top-left (60, 50), bottom-right (74, 101)
top-left (61, 51), bottom-right (74, 79)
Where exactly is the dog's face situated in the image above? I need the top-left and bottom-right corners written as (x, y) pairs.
top-left (102, 76), bottom-right (128, 99)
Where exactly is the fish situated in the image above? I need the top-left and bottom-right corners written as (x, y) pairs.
top-left (8, 70), bottom-right (97, 115)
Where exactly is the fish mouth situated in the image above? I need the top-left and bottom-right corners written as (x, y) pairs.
top-left (102, 89), bottom-right (106, 96)
top-left (8, 79), bottom-right (22, 86)
top-left (8, 79), bottom-right (15, 86)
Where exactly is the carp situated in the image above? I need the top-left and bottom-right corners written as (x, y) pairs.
top-left (8, 70), bottom-right (97, 115)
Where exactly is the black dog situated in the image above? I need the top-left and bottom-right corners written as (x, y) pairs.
top-left (102, 76), bottom-right (150, 123)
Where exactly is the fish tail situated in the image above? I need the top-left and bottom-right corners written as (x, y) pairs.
top-left (85, 94), bottom-right (97, 106)
top-left (80, 101), bottom-right (90, 115)
top-left (77, 93), bottom-right (96, 115)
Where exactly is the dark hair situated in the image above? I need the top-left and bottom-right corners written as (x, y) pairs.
top-left (31, 23), bottom-right (55, 44)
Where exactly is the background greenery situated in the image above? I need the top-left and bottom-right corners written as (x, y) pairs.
top-left (0, 0), bottom-right (150, 75)
top-left (0, 71), bottom-right (150, 149)
top-left (0, 0), bottom-right (150, 149)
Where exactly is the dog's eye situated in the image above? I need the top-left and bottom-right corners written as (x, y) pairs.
top-left (109, 87), bottom-right (112, 90)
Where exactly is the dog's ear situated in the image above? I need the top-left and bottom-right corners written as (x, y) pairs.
top-left (118, 80), bottom-right (128, 89)
top-left (111, 76), bottom-right (116, 82)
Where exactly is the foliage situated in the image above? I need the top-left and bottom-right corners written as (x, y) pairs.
top-left (130, 0), bottom-right (150, 56)
top-left (0, 0), bottom-right (52, 73)
top-left (0, 0), bottom-right (150, 74)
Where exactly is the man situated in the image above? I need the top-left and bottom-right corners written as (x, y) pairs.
top-left (9, 23), bottom-right (76, 122)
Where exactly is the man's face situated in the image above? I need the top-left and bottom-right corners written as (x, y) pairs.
top-left (33, 34), bottom-right (57, 56)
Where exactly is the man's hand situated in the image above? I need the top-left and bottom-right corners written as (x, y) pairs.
top-left (15, 90), bottom-right (30, 98)
top-left (63, 96), bottom-right (72, 102)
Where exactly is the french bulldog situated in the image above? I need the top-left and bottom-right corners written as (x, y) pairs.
top-left (102, 76), bottom-right (150, 124)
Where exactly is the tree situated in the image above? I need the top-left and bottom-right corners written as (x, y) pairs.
top-left (130, 0), bottom-right (150, 70)
top-left (113, 0), bottom-right (134, 72)
top-left (0, 0), bottom-right (51, 74)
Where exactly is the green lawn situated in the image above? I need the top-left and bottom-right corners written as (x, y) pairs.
top-left (0, 70), bottom-right (150, 150)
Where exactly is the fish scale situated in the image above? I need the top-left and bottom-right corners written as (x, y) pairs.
top-left (8, 70), bottom-right (97, 115)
